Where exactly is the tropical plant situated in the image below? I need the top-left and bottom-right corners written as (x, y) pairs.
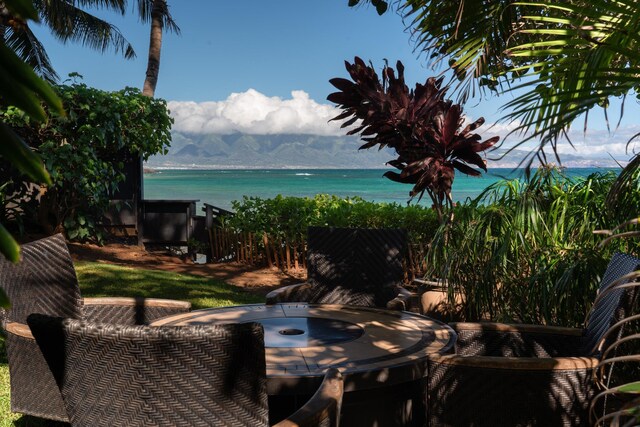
top-left (427, 167), bottom-right (640, 325)
top-left (328, 57), bottom-right (498, 222)
top-left (0, 0), bottom-right (64, 308)
top-left (1, 82), bottom-right (172, 242)
top-left (590, 218), bottom-right (640, 426)
top-left (2, 0), bottom-right (179, 97)
top-left (1, 0), bottom-right (136, 82)
top-left (349, 1), bottom-right (640, 168)
top-left (141, 0), bottom-right (179, 97)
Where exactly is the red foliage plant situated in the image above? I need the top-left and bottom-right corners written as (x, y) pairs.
top-left (328, 57), bottom-right (499, 220)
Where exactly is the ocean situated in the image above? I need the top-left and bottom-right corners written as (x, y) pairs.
top-left (142, 168), bottom-right (618, 212)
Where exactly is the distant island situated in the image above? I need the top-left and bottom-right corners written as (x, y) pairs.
top-left (145, 131), bottom-right (627, 170)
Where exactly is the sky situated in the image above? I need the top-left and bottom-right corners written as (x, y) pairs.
top-left (31, 0), bottom-right (640, 162)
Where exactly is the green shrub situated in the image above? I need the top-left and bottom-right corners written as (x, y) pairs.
top-left (228, 194), bottom-right (440, 245)
top-left (1, 82), bottom-right (172, 242)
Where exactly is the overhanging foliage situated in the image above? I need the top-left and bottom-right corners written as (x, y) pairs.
top-left (1, 82), bottom-right (172, 242)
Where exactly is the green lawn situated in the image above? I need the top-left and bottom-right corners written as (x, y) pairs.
top-left (0, 261), bottom-right (263, 426)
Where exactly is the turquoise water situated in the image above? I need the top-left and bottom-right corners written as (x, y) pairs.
top-left (142, 168), bottom-right (618, 211)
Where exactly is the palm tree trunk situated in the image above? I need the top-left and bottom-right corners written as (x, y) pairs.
top-left (142, 0), bottom-right (165, 97)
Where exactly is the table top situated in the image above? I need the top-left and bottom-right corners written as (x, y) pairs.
top-left (152, 303), bottom-right (456, 393)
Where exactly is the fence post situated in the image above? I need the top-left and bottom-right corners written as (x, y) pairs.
top-left (263, 233), bottom-right (273, 268)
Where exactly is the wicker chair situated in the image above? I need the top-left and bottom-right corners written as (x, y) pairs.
top-left (427, 252), bottom-right (640, 427)
top-left (27, 314), bottom-right (343, 427)
top-left (0, 233), bottom-right (192, 422)
top-left (266, 226), bottom-right (411, 310)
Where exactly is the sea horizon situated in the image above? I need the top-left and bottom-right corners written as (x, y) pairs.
top-left (142, 167), bottom-right (619, 212)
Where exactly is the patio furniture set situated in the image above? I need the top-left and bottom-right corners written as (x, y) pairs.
top-left (1, 228), bottom-right (639, 426)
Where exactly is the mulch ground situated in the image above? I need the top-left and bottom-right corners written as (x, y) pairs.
top-left (67, 241), bottom-right (306, 297)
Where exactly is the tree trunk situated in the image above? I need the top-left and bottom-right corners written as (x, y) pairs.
top-left (142, 0), bottom-right (165, 97)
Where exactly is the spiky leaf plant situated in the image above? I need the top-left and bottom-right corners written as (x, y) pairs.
top-left (591, 218), bottom-right (640, 426)
top-left (328, 57), bottom-right (498, 222)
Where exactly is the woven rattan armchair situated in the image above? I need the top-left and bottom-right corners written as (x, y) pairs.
top-left (27, 314), bottom-right (343, 427)
top-left (266, 227), bottom-right (411, 310)
top-left (427, 252), bottom-right (640, 427)
top-left (0, 233), bottom-right (192, 422)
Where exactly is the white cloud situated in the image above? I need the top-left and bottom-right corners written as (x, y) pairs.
top-left (168, 89), bottom-right (345, 136)
top-left (169, 91), bottom-right (640, 162)
top-left (477, 120), bottom-right (640, 161)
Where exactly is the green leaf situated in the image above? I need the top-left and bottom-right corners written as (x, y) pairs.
top-left (0, 43), bottom-right (64, 117)
top-left (0, 123), bottom-right (51, 184)
top-left (0, 66), bottom-right (47, 120)
top-left (0, 223), bottom-right (20, 263)
top-left (619, 382), bottom-right (640, 394)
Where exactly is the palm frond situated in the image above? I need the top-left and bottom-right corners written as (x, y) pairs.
top-left (73, 0), bottom-right (126, 14)
top-left (368, 0), bottom-right (640, 163)
top-left (4, 25), bottom-right (58, 82)
top-left (497, 0), bottom-right (640, 150)
top-left (35, 0), bottom-right (136, 59)
top-left (134, 0), bottom-right (180, 34)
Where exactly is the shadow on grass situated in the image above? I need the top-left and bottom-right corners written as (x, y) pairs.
top-left (76, 263), bottom-right (263, 310)
top-left (12, 417), bottom-right (68, 427)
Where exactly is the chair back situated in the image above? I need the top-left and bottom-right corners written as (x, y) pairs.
top-left (581, 252), bottom-right (640, 356)
top-left (306, 227), bottom-right (406, 306)
top-left (306, 226), bottom-right (356, 289)
top-left (352, 227), bottom-right (406, 289)
top-left (0, 234), bottom-right (82, 325)
top-left (306, 226), bottom-right (406, 288)
top-left (28, 314), bottom-right (270, 427)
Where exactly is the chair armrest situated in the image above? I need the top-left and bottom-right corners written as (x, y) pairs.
top-left (82, 297), bottom-right (191, 325)
top-left (450, 322), bottom-right (584, 357)
top-left (266, 283), bottom-right (313, 305)
top-left (386, 285), bottom-right (412, 311)
top-left (5, 321), bottom-right (34, 339)
top-left (430, 353), bottom-right (598, 371)
top-left (273, 368), bottom-right (343, 427)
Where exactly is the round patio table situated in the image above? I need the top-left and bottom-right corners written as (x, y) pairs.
top-left (152, 303), bottom-right (456, 426)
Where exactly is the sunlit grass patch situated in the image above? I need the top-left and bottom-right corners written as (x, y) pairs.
top-left (75, 261), bottom-right (262, 309)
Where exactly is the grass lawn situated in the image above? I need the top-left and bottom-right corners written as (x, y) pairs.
top-left (0, 261), bottom-right (263, 426)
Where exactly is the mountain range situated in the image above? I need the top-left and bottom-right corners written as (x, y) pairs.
top-left (145, 131), bottom-right (625, 169)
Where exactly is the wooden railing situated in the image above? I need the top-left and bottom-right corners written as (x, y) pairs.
top-left (205, 227), bottom-right (428, 281)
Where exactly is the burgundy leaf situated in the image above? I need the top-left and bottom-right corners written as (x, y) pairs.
top-left (340, 117), bottom-right (359, 128)
top-left (330, 110), bottom-right (355, 122)
top-left (329, 77), bottom-right (355, 92)
top-left (461, 117), bottom-right (485, 134)
top-left (328, 57), bottom-right (498, 208)
top-left (451, 160), bottom-right (482, 176)
top-left (383, 171), bottom-right (417, 184)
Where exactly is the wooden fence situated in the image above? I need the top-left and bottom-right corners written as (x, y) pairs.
top-left (206, 227), bottom-right (428, 281)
